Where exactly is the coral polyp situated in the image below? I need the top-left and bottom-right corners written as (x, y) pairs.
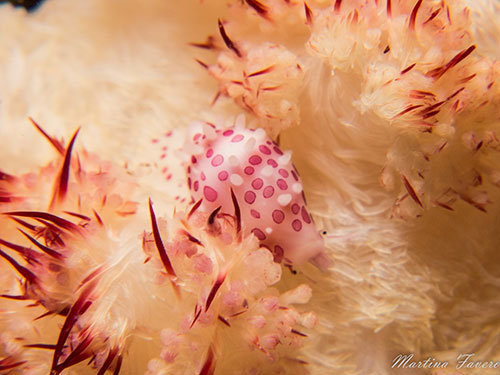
top-left (0, 123), bottom-right (143, 375)
top-left (144, 199), bottom-right (316, 375)
top-left (0, 121), bottom-right (317, 374)
top-left (2, 0), bottom-right (500, 374)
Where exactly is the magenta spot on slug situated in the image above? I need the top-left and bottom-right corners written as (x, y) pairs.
top-left (244, 166), bottom-right (255, 175)
top-left (276, 179), bottom-right (288, 190)
top-left (291, 203), bottom-right (300, 214)
top-left (263, 186), bottom-right (274, 198)
top-left (244, 191), bottom-right (256, 204)
top-left (259, 145), bottom-right (271, 155)
top-left (187, 166), bottom-right (191, 173)
top-left (252, 228), bottom-right (266, 240)
top-left (249, 155), bottom-right (262, 165)
top-left (252, 178), bottom-right (263, 190)
top-left (204, 186), bottom-right (218, 202)
top-left (211, 154), bottom-right (224, 167)
top-left (301, 206), bottom-right (312, 224)
top-left (193, 133), bottom-right (201, 141)
top-left (206, 149), bottom-right (214, 158)
top-left (191, 155), bottom-right (197, 164)
top-left (231, 134), bottom-right (244, 142)
top-left (279, 169), bottom-right (289, 178)
top-left (273, 245), bottom-right (284, 262)
top-left (201, 172), bottom-right (206, 181)
top-left (193, 181), bottom-right (199, 192)
top-left (223, 129), bottom-right (234, 136)
top-left (267, 159), bottom-right (278, 168)
top-left (218, 170), bottom-right (228, 181)
top-left (292, 219), bottom-right (302, 232)
top-left (188, 177), bottom-right (192, 189)
top-left (250, 209), bottom-right (261, 218)
top-left (273, 146), bottom-right (283, 155)
top-left (272, 209), bottom-right (285, 224)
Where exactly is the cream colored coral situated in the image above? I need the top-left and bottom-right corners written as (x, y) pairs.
top-left (208, 41), bottom-right (303, 138)
top-left (1, 0), bottom-right (500, 374)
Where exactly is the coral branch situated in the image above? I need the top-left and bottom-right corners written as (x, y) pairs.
top-left (0, 294), bottom-right (28, 300)
top-left (195, 59), bottom-right (209, 69)
top-left (191, 303), bottom-right (202, 328)
top-left (0, 237), bottom-right (41, 265)
top-left (423, 8), bottom-right (441, 24)
top-left (218, 19), bottom-right (241, 58)
top-left (393, 104), bottom-right (423, 118)
top-left (189, 36), bottom-right (216, 50)
top-left (188, 198), bottom-right (203, 220)
top-left (426, 45), bottom-right (476, 79)
top-left (24, 343), bottom-right (57, 350)
top-left (199, 346), bottom-right (215, 375)
top-left (402, 176), bottom-right (423, 208)
top-left (77, 266), bottom-right (104, 291)
top-left (0, 359), bottom-right (27, 371)
top-left (400, 63), bottom-right (416, 75)
top-left (92, 209), bottom-right (104, 226)
top-left (51, 280), bottom-right (97, 373)
top-left (207, 206), bottom-right (221, 226)
top-left (248, 66), bottom-right (275, 78)
top-left (50, 127), bottom-right (80, 210)
top-left (291, 329), bottom-right (307, 337)
top-left (304, 2), bottom-right (313, 25)
top-left (97, 347), bottom-right (119, 375)
top-left (0, 247), bottom-right (38, 283)
top-left (230, 188), bottom-right (241, 234)
top-left (218, 315), bottom-right (231, 327)
top-left (182, 230), bottom-right (205, 247)
top-left (409, 0), bottom-right (423, 30)
top-left (63, 211), bottom-right (91, 221)
top-left (245, 0), bottom-right (269, 19)
top-left (334, 0), bottom-right (342, 13)
top-left (18, 228), bottom-right (64, 260)
top-left (54, 331), bottom-right (93, 373)
top-left (205, 273), bottom-right (227, 312)
top-left (29, 117), bottom-right (65, 155)
top-left (5, 211), bottom-right (82, 234)
top-left (148, 198), bottom-right (176, 277)
top-left (10, 217), bottom-right (37, 231)
top-left (113, 355), bottom-right (123, 375)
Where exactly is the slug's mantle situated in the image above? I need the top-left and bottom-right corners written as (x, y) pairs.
top-left (184, 117), bottom-right (329, 269)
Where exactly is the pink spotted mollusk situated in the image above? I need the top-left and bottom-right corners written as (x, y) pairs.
top-left (185, 120), bottom-right (329, 269)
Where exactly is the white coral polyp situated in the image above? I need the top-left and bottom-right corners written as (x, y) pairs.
top-left (0, 133), bottom-right (149, 374)
top-left (209, 42), bottom-right (303, 137)
top-left (304, 0), bottom-right (500, 217)
top-left (143, 206), bottom-right (316, 375)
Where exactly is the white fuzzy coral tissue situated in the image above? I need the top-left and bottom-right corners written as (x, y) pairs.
top-left (1, 0), bottom-right (500, 374)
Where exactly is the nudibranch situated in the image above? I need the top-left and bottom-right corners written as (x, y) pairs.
top-left (184, 119), bottom-right (329, 269)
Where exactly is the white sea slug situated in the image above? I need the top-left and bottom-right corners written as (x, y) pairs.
top-left (185, 121), bottom-right (329, 269)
